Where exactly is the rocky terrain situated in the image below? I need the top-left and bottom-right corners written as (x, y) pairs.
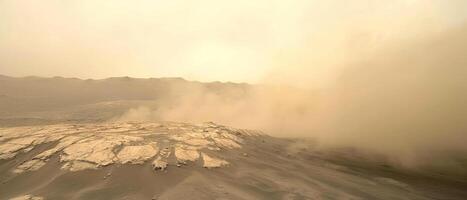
top-left (0, 122), bottom-right (249, 173)
top-left (1, 121), bottom-right (467, 200)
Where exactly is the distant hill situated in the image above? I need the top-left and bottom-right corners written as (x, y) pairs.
top-left (0, 75), bottom-right (252, 126)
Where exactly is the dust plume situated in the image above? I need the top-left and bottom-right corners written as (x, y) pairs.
top-left (118, 20), bottom-right (467, 174)
top-left (315, 24), bottom-right (467, 172)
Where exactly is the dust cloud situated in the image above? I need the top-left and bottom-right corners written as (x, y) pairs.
top-left (117, 22), bottom-right (467, 174)
top-left (315, 24), bottom-right (467, 171)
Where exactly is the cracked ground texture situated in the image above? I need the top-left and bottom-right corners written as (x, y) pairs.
top-left (0, 122), bottom-right (254, 173)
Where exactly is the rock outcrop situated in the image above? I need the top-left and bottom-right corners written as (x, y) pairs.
top-left (202, 153), bottom-right (229, 168)
top-left (0, 122), bottom-right (259, 173)
top-left (9, 195), bottom-right (44, 200)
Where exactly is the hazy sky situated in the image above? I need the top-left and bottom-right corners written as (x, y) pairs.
top-left (1, 0), bottom-right (466, 85)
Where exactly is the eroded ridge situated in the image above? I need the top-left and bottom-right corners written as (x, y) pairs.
top-left (0, 122), bottom-right (261, 173)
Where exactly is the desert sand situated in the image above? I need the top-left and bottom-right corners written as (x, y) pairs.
top-left (1, 121), bottom-right (466, 200)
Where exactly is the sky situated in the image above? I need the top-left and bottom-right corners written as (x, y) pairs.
top-left (1, 0), bottom-right (466, 86)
